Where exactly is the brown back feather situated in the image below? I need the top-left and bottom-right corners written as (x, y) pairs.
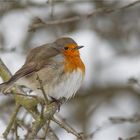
top-left (4, 44), bottom-right (60, 85)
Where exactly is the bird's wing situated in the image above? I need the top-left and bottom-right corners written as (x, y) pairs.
top-left (25, 44), bottom-right (59, 64)
top-left (7, 62), bottom-right (37, 84)
top-left (0, 44), bottom-right (61, 92)
top-left (0, 62), bottom-right (37, 92)
top-left (6, 44), bottom-right (60, 84)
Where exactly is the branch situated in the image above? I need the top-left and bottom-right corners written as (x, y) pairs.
top-left (120, 0), bottom-right (140, 10)
top-left (109, 115), bottom-right (140, 140)
top-left (36, 73), bottom-right (49, 104)
top-left (3, 104), bottom-right (21, 139)
top-left (0, 58), bottom-right (12, 81)
top-left (119, 133), bottom-right (140, 140)
top-left (27, 99), bottom-right (65, 139)
top-left (29, 0), bottom-right (140, 31)
top-left (52, 117), bottom-right (83, 139)
top-left (46, 127), bottom-right (59, 140)
top-left (109, 114), bottom-right (140, 124)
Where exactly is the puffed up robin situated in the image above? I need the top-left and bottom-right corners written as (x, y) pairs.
top-left (0, 37), bottom-right (85, 100)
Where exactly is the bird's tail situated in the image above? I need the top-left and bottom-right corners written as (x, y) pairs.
top-left (0, 81), bottom-right (13, 93)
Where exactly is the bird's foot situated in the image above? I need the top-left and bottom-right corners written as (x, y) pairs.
top-left (50, 97), bottom-right (66, 111)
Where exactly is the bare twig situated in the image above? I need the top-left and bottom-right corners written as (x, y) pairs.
top-left (48, 0), bottom-right (55, 19)
top-left (52, 117), bottom-right (84, 140)
top-left (46, 127), bottom-right (59, 140)
top-left (14, 120), bottom-right (20, 140)
top-left (27, 98), bottom-right (65, 139)
top-left (29, 0), bottom-right (140, 31)
top-left (120, 0), bottom-right (140, 10)
top-left (36, 73), bottom-right (49, 104)
top-left (42, 120), bottom-right (51, 139)
top-left (3, 104), bottom-right (21, 139)
top-left (119, 133), bottom-right (140, 140)
top-left (110, 115), bottom-right (140, 140)
top-left (109, 114), bottom-right (140, 124)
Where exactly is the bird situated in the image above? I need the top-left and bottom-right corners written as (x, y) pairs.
top-left (0, 37), bottom-right (85, 100)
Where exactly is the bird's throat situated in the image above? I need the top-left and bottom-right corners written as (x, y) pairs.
top-left (64, 56), bottom-right (85, 74)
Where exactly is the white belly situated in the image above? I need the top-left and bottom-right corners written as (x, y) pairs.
top-left (16, 68), bottom-right (84, 100)
top-left (46, 68), bottom-right (84, 99)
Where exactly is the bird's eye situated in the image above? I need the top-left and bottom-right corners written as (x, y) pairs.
top-left (64, 47), bottom-right (69, 50)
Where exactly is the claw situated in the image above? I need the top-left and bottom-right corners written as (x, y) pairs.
top-left (50, 97), bottom-right (66, 111)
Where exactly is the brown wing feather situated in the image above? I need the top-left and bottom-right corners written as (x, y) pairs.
top-left (7, 63), bottom-right (36, 84)
top-left (0, 44), bottom-right (60, 92)
top-left (0, 63), bottom-right (37, 92)
top-left (6, 44), bottom-right (60, 84)
top-left (25, 44), bottom-right (59, 64)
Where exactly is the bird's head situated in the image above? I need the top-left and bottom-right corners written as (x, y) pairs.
top-left (53, 37), bottom-right (84, 57)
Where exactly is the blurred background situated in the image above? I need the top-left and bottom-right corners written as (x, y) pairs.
top-left (0, 0), bottom-right (140, 140)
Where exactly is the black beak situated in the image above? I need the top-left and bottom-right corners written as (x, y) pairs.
top-left (77, 46), bottom-right (84, 49)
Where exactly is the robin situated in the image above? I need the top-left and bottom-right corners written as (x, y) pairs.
top-left (0, 37), bottom-right (85, 100)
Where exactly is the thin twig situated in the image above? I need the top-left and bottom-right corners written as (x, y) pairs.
top-left (45, 120), bottom-right (51, 136)
top-left (27, 98), bottom-right (65, 139)
top-left (109, 114), bottom-right (140, 124)
top-left (29, 0), bottom-right (140, 31)
top-left (120, 0), bottom-right (140, 10)
top-left (46, 127), bottom-right (59, 140)
top-left (3, 104), bottom-right (21, 139)
top-left (119, 133), bottom-right (140, 140)
top-left (41, 120), bottom-right (51, 140)
top-left (52, 117), bottom-right (83, 140)
top-left (36, 73), bottom-right (49, 105)
top-left (48, 0), bottom-right (54, 19)
top-left (14, 120), bottom-right (19, 140)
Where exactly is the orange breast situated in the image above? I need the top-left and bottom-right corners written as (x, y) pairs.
top-left (64, 56), bottom-right (85, 74)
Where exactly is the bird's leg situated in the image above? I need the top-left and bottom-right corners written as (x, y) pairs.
top-left (50, 97), bottom-right (66, 111)
top-left (50, 97), bottom-right (61, 111)
top-left (36, 73), bottom-right (49, 105)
